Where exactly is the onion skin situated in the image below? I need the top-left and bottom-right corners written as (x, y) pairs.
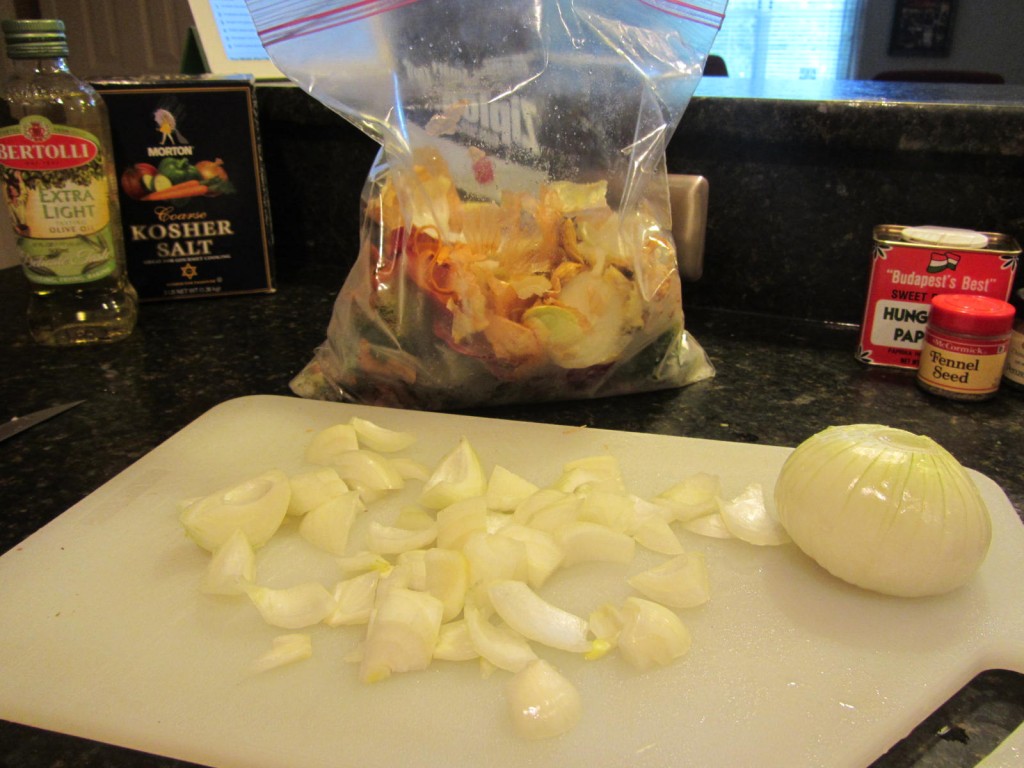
top-left (774, 424), bottom-right (991, 598)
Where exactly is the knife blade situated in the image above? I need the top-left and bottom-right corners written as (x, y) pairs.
top-left (0, 401), bottom-right (85, 444)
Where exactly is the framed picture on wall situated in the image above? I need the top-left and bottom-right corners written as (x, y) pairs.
top-left (888, 0), bottom-right (956, 56)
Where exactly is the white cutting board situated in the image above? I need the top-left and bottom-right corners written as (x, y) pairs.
top-left (1, 395), bottom-right (1023, 768)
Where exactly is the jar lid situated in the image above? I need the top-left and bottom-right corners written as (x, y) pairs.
top-left (901, 225), bottom-right (990, 249)
top-left (1, 19), bottom-right (68, 59)
top-left (929, 294), bottom-right (1015, 336)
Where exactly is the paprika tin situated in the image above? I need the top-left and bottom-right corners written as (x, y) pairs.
top-left (916, 293), bottom-right (1015, 401)
top-left (858, 225), bottom-right (1019, 369)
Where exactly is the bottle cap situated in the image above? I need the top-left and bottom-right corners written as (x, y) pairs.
top-left (2, 19), bottom-right (69, 59)
top-left (929, 294), bottom-right (1015, 337)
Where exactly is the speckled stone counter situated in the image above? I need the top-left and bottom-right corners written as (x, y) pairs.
top-left (2, 78), bottom-right (1024, 767)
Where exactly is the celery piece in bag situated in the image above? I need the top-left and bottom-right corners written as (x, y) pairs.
top-left (247, 0), bottom-right (724, 409)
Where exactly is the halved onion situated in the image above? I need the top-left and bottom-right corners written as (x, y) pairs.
top-left (774, 424), bottom-right (992, 597)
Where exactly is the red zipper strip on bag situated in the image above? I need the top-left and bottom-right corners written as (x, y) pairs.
top-left (638, 0), bottom-right (726, 28)
top-left (255, 0), bottom-right (728, 45)
top-left (257, 0), bottom-right (424, 44)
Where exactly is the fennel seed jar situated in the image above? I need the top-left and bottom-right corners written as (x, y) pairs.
top-left (916, 293), bottom-right (1015, 401)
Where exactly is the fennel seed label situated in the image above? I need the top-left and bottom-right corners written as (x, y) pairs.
top-left (916, 293), bottom-right (1014, 401)
top-left (0, 115), bottom-right (116, 284)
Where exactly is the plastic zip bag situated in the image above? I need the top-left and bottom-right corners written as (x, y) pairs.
top-left (247, 0), bottom-right (724, 409)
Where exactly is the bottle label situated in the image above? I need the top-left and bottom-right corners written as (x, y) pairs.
top-left (917, 327), bottom-right (1008, 395)
top-left (0, 115), bottom-right (116, 284)
top-left (1004, 328), bottom-right (1024, 386)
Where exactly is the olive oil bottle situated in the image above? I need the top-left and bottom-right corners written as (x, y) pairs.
top-left (0, 19), bottom-right (137, 345)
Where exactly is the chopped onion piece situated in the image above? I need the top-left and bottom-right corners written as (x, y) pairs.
top-left (424, 548), bottom-right (469, 622)
top-left (496, 525), bottom-right (564, 588)
top-left (325, 570), bottom-right (379, 626)
top-left (201, 528), bottom-right (255, 595)
top-left (464, 594), bottom-right (537, 673)
top-left (554, 455), bottom-right (625, 494)
top-left (719, 482), bottom-right (790, 546)
top-left (389, 457), bottom-right (431, 481)
top-left (330, 450), bottom-right (405, 492)
top-left (577, 489), bottom-right (633, 532)
top-left (180, 469), bottom-right (291, 552)
top-left (349, 416), bottom-right (416, 452)
top-left (337, 551), bottom-right (393, 576)
top-left (617, 597), bottom-right (692, 671)
top-left (632, 516), bottom-right (684, 555)
top-left (464, 532), bottom-right (529, 586)
top-left (360, 587), bottom-right (444, 683)
top-left (434, 619), bottom-right (479, 661)
top-left (436, 496), bottom-right (488, 550)
top-left (486, 465), bottom-right (540, 512)
top-left (395, 505), bottom-right (436, 531)
top-left (505, 660), bottom-right (582, 740)
top-left (299, 491), bottom-right (364, 555)
top-left (420, 437), bottom-right (487, 509)
top-left (512, 488), bottom-right (569, 526)
top-left (588, 603), bottom-right (624, 646)
top-left (627, 552), bottom-right (710, 608)
top-left (395, 550), bottom-right (428, 590)
top-left (305, 423), bottom-right (359, 465)
top-left (656, 472), bottom-right (721, 523)
top-left (246, 582), bottom-right (337, 629)
top-left (521, 493), bottom-right (580, 533)
top-left (287, 467), bottom-right (349, 517)
top-left (487, 579), bottom-right (591, 653)
top-left (252, 633), bottom-right (313, 673)
top-left (683, 512), bottom-right (733, 539)
top-left (556, 521), bottom-right (635, 567)
top-left (366, 520), bottom-right (438, 555)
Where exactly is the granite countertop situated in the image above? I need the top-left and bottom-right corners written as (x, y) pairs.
top-left (0, 253), bottom-right (1021, 767)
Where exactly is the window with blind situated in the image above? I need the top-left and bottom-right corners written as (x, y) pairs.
top-left (710, 0), bottom-right (866, 81)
